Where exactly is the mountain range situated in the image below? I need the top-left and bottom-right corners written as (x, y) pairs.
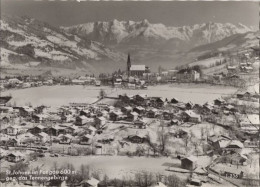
top-left (0, 15), bottom-right (258, 74)
top-left (62, 19), bottom-right (254, 50)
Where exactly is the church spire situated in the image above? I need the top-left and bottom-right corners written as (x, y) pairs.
top-left (127, 53), bottom-right (131, 77)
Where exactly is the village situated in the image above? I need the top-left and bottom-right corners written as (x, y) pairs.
top-left (0, 49), bottom-right (259, 186)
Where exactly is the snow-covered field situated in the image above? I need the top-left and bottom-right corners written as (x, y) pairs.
top-left (3, 84), bottom-right (237, 107)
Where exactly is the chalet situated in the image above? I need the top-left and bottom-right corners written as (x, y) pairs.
top-left (61, 114), bottom-right (74, 123)
top-left (65, 126), bottom-right (78, 135)
top-left (170, 98), bottom-right (179, 104)
top-left (149, 97), bottom-right (164, 108)
top-left (58, 134), bottom-right (73, 144)
top-left (146, 108), bottom-right (158, 118)
top-left (133, 119), bottom-right (146, 129)
top-left (32, 114), bottom-right (48, 123)
top-left (76, 116), bottom-right (93, 126)
top-left (226, 153), bottom-right (248, 165)
top-left (181, 156), bottom-right (198, 170)
top-left (34, 105), bottom-right (48, 114)
top-left (214, 98), bottom-right (226, 106)
top-left (29, 125), bottom-right (45, 134)
top-left (86, 126), bottom-right (97, 135)
top-left (5, 125), bottom-right (22, 136)
top-left (80, 110), bottom-right (91, 117)
top-left (127, 134), bottom-right (146, 144)
top-left (19, 107), bottom-right (34, 117)
top-left (79, 134), bottom-right (92, 145)
top-left (35, 132), bottom-right (49, 144)
top-left (134, 94), bottom-right (148, 105)
top-left (94, 116), bottom-right (106, 129)
top-left (80, 177), bottom-right (100, 187)
top-left (225, 140), bottom-right (244, 151)
top-left (121, 106), bottom-right (133, 114)
top-left (181, 110), bottom-right (201, 123)
top-left (119, 94), bottom-right (134, 104)
top-left (185, 102), bottom-right (194, 110)
top-left (162, 110), bottom-right (173, 120)
top-left (6, 138), bottom-right (18, 147)
top-left (109, 111), bottom-right (123, 121)
top-left (45, 126), bottom-right (65, 136)
top-left (169, 119), bottom-right (180, 126)
top-left (224, 105), bottom-right (237, 113)
top-left (133, 106), bottom-right (145, 115)
top-left (6, 152), bottom-right (24, 163)
top-left (127, 112), bottom-right (139, 121)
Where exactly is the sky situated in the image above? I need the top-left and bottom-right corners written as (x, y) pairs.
top-left (1, 0), bottom-right (259, 28)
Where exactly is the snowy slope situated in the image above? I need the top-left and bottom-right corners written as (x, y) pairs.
top-left (0, 15), bottom-right (125, 69)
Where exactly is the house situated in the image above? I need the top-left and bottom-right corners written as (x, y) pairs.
top-left (35, 132), bottom-right (49, 144)
top-left (65, 126), bottom-right (78, 135)
top-left (225, 153), bottom-right (248, 165)
top-left (149, 97), bottom-right (164, 108)
top-left (181, 110), bottom-right (201, 123)
top-left (162, 110), bottom-right (173, 120)
top-left (133, 106), bottom-right (145, 115)
top-left (130, 65), bottom-right (149, 77)
top-left (134, 94), bottom-right (148, 105)
top-left (94, 117), bottom-right (107, 129)
top-left (127, 134), bottom-right (146, 144)
top-left (181, 156), bottom-right (198, 170)
top-left (61, 114), bottom-right (74, 123)
top-left (80, 177), bottom-right (100, 187)
top-left (86, 126), bottom-right (97, 135)
top-left (19, 107), bottom-right (34, 117)
top-left (32, 114), bottom-right (48, 123)
top-left (214, 98), bottom-right (226, 106)
top-left (6, 152), bottom-right (24, 163)
top-left (127, 112), bottom-right (139, 121)
top-left (80, 110), bottom-right (91, 117)
top-left (119, 94), bottom-right (134, 104)
top-left (58, 134), bottom-right (73, 144)
top-left (29, 125), bottom-right (46, 134)
top-left (224, 140), bottom-right (244, 153)
top-left (133, 119), bottom-right (146, 129)
top-left (76, 116), bottom-right (93, 126)
top-left (175, 129), bottom-right (188, 138)
top-left (79, 134), bottom-right (93, 145)
top-left (45, 126), bottom-right (65, 136)
top-left (224, 105), bottom-right (237, 113)
top-left (146, 108), bottom-right (158, 118)
top-left (109, 111), bottom-right (123, 121)
top-left (169, 119), bottom-right (180, 126)
top-left (5, 125), bottom-right (22, 136)
top-left (185, 102), bottom-right (194, 110)
top-left (227, 66), bottom-right (237, 74)
top-left (170, 98), bottom-right (179, 104)
top-left (121, 106), bottom-right (133, 114)
top-left (176, 70), bottom-right (200, 82)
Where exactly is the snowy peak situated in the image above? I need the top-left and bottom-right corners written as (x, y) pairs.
top-left (62, 20), bottom-right (253, 47)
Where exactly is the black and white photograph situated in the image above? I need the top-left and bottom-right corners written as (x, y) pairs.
top-left (0, 0), bottom-right (259, 186)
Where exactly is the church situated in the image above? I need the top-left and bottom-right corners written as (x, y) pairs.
top-left (126, 54), bottom-right (150, 77)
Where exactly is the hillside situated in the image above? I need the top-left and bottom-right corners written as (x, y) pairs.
top-left (0, 15), bottom-right (126, 72)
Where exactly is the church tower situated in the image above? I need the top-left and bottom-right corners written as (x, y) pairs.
top-left (127, 53), bottom-right (131, 77)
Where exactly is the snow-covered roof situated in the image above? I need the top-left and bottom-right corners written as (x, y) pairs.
top-left (184, 110), bottom-right (200, 118)
top-left (81, 177), bottom-right (100, 186)
top-left (130, 65), bottom-right (146, 71)
top-left (183, 155), bottom-right (197, 162)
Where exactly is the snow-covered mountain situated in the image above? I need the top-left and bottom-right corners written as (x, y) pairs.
top-left (0, 15), bottom-right (125, 69)
top-left (62, 19), bottom-right (254, 49)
